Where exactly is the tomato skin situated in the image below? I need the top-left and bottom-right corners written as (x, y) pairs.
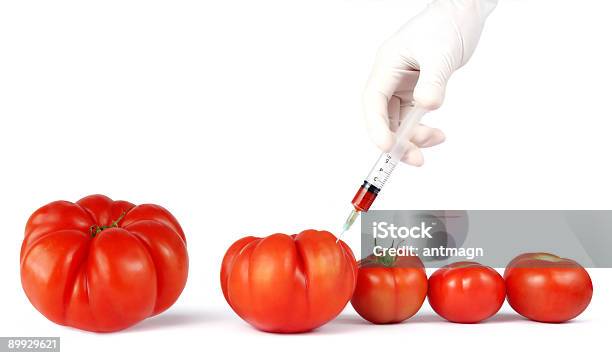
top-left (20, 194), bottom-right (188, 332)
top-left (504, 253), bottom-right (593, 323)
top-left (428, 262), bottom-right (505, 323)
top-left (220, 230), bottom-right (357, 333)
top-left (350, 256), bottom-right (427, 324)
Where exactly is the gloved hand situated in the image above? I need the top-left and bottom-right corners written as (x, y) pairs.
top-left (364, 0), bottom-right (498, 165)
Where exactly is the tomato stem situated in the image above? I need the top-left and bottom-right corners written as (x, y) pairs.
top-left (373, 238), bottom-right (408, 267)
top-left (89, 211), bottom-right (127, 238)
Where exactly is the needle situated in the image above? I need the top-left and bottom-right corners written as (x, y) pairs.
top-left (337, 209), bottom-right (360, 242)
top-left (338, 105), bottom-right (428, 242)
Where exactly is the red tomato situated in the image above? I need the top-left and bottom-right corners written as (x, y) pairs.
top-left (428, 262), bottom-right (505, 323)
top-left (221, 230), bottom-right (357, 333)
top-left (20, 194), bottom-right (188, 332)
top-left (350, 255), bottom-right (427, 324)
top-left (504, 253), bottom-right (593, 323)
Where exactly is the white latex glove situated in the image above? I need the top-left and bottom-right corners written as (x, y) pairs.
top-left (364, 0), bottom-right (498, 166)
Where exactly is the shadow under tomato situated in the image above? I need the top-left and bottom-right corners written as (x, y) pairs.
top-left (481, 313), bottom-right (589, 324)
top-left (410, 312), bottom-right (528, 324)
top-left (330, 312), bottom-right (444, 326)
top-left (323, 312), bottom-right (544, 330)
top-left (484, 313), bottom-right (529, 323)
top-left (310, 313), bottom-right (443, 334)
top-left (307, 318), bottom-right (370, 335)
top-left (124, 309), bottom-right (220, 333)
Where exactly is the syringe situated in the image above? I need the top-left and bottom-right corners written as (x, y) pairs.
top-left (340, 104), bottom-right (429, 238)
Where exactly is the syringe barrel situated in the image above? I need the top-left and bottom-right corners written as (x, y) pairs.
top-left (350, 105), bottom-right (428, 212)
top-left (351, 181), bottom-right (380, 212)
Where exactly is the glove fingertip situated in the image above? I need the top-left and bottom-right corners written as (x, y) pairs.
top-left (423, 128), bottom-right (446, 147)
top-left (370, 128), bottom-right (394, 153)
top-left (402, 147), bottom-right (424, 167)
top-left (413, 83), bottom-right (445, 110)
top-left (364, 109), bottom-right (395, 152)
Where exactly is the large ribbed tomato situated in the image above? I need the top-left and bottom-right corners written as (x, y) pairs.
top-left (221, 230), bottom-right (357, 333)
top-left (20, 194), bottom-right (188, 332)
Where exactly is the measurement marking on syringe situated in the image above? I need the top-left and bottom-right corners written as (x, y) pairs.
top-left (343, 105), bottom-right (429, 235)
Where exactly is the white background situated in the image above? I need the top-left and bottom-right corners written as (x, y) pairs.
top-left (1, 0), bottom-right (610, 356)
